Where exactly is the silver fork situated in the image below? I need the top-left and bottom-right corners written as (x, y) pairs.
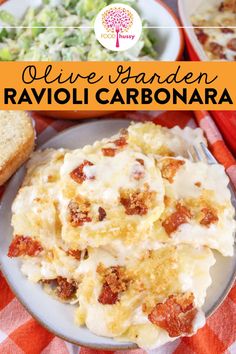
top-left (188, 142), bottom-right (236, 212)
top-left (187, 142), bottom-right (217, 165)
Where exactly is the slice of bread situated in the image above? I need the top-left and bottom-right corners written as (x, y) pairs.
top-left (0, 111), bottom-right (35, 186)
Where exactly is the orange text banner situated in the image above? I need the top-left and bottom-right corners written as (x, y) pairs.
top-left (0, 61), bottom-right (235, 110)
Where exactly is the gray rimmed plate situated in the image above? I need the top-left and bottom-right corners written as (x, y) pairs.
top-left (0, 120), bottom-right (235, 350)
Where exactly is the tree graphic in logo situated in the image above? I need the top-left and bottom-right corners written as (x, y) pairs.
top-left (102, 7), bottom-right (133, 48)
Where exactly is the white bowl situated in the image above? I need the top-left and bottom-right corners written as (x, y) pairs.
top-left (0, 120), bottom-right (236, 350)
top-left (137, 0), bottom-right (184, 61)
top-left (0, 0), bottom-right (184, 61)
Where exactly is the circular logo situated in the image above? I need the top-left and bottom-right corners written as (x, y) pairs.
top-left (94, 3), bottom-right (142, 52)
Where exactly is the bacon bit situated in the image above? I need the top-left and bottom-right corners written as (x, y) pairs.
top-left (208, 42), bottom-right (226, 59)
top-left (227, 38), bottom-right (236, 51)
top-left (160, 159), bottom-right (185, 183)
top-left (67, 249), bottom-right (81, 260)
top-left (120, 186), bottom-right (156, 216)
top-left (177, 204), bottom-right (192, 217)
top-left (8, 235), bottom-right (43, 257)
top-left (113, 136), bottom-right (127, 147)
top-left (98, 266), bottom-right (128, 305)
top-left (194, 28), bottom-right (209, 44)
top-left (68, 200), bottom-right (92, 227)
top-left (148, 293), bottom-right (197, 337)
top-left (41, 277), bottom-right (78, 301)
top-left (200, 207), bottom-right (219, 227)
top-left (98, 207), bottom-right (106, 221)
top-left (219, 2), bottom-right (224, 10)
top-left (219, 0), bottom-right (236, 12)
top-left (136, 158), bottom-right (144, 166)
top-left (104, 266), bottom-right (128, 293)
top-left (70, 160), bottom-right (94, 184)
top-left (162, 204), bottom-right (192, 235)
top-left (221, 28), bottom-right (234, 33)
top-left (98, 283), bottom-right (119, 305)
top-left (219, 1), bottom-right (224, 10)
top-left (195, 182), bottom-right (202, 187)
top-left (102, 147), bottom-right (116, 157)
top-left (56, 276), bottom-right (78, 300)
top-left (103, 135), bottom-right (127, 156)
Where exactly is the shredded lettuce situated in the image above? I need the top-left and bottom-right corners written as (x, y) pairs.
top-left (0, 9), bottom-right (16, 26)
top-left (0, 0), bottom-right (158, 61)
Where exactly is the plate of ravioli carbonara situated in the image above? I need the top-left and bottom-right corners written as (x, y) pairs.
top-left (0, 120), bottom-right (235, 350)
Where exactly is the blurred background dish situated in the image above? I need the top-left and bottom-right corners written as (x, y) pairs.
top-left (178, 0), bottom-right (236, 156)
top-left (178, 0), bottom-right (236, 61)
top-left (178, 0), bottom-right (213, 61)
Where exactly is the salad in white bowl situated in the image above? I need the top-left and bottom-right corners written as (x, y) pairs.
top-left (0, 0), bottom-right (158, 61)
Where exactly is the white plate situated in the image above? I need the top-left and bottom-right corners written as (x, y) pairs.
top-left (0, 120), bottom-right (235, 350)
top-left (0, 0), bottom-right (183, 61)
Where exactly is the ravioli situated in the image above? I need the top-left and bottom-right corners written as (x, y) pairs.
top-left (11, 149), bottom-right (67, 247)
top-left (127, 122), bottom-right (206, 157)
top-left (10, 149), bottom-right (82, 286)
top-left (154, 157), bottom-right (236, 256)
top-left (75, 245), bottom-right (215, 349)
top-left (59, 133), bottom-right (165, 253)
top-left (22, 148), bottom-right (67, 187)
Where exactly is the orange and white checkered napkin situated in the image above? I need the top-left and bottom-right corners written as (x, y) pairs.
top-left (194, 111), bottom-right (236, 187)
top-left (0, 111), bottom-right (236, 354)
